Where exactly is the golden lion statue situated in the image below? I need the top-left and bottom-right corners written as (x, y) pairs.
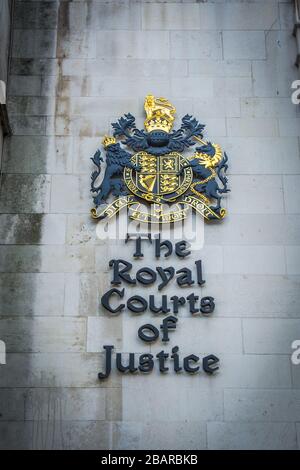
top-left (144, 94), bottom-right (176, 122)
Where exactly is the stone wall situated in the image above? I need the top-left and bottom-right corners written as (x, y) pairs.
top-left (0, 0), bottom-right (300, 450)
top-left (0, 0), bottom-right (12, 174)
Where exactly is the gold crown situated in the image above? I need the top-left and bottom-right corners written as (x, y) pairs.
top-left (102, 135), bottom-right (116, 148)
top-left (144, 94), bottom-right (176, 133)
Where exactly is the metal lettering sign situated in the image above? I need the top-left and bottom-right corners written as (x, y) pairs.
top-left (97, 235), bottom-right (219, 380)
top-left (90, 95), bottom-right (230, 223)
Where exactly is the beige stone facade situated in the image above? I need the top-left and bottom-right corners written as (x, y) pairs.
top-left (0, 0), bottom-right (300, 450)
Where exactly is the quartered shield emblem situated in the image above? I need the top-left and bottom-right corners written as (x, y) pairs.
top-left (124, 152), bottom-right (193, 203)
top-left (90, 95), bottom-right (230, 223)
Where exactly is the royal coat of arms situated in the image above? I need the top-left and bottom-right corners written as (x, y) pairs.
top-left (90, 95), bottom-right (229, 223)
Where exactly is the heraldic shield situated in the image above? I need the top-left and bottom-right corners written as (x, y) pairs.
top-left (90, 95), bottom-right (230, 223)
top-left (124, 152), bottom-right (193, 202)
